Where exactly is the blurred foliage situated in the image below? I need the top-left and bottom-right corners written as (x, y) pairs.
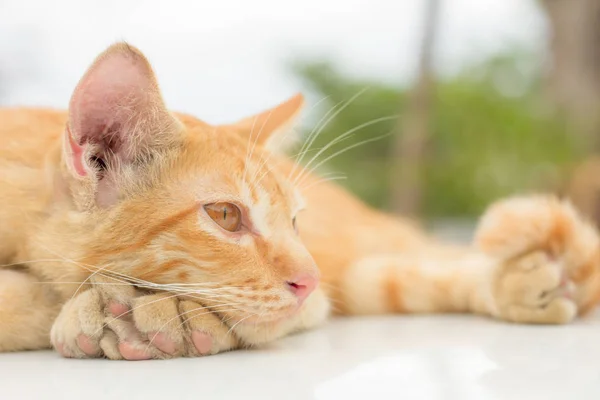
top-left (290, 51), bottom-right (586, 219)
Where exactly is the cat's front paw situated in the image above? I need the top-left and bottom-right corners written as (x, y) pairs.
top-left (476, 195), bottom-right (600, 324)
top-left (50, 285), bottom-right (238, 360)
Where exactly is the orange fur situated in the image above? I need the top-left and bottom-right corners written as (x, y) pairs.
top-left (1, 43), bottom-right (600, 358)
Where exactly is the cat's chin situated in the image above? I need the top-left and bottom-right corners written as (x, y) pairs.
top-left (229, 305), bottom-right (302, 327)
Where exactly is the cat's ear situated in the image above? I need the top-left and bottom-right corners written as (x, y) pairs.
top-left (224, 93), bottom-right (305, 154)
top-left (63, 42), bottom-right (181, 207)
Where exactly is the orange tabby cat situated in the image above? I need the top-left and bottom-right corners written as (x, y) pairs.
top-left (1, 43), bottom-right (599, 360)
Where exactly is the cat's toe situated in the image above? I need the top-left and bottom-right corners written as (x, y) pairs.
top-left (50, 289), bottom-right (105, 358)
top-left (178, 300), bottom-right (238, 356)
top-left (129, 294), bottom-right (238, 357)
top-left (77, 334), bottom-right (101, 356)
top-left (117, 342), bottom-right (153, 361)
top-left (128, 293), bottom-right (186, 358)
top-left (191, 331), bottom-right (213, 355)
top-left (147, 331), bottom-right (178, 355)
top-left (107, 302), bottom-right (129, 317)
top-left (54, 342), bottom-right (73, 358)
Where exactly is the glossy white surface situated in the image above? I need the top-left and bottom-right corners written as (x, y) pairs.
top-left (2, 313), bottom-right (600, 400)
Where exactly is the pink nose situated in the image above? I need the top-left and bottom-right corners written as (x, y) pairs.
top-left (286, 274), bottom-right (318, 303)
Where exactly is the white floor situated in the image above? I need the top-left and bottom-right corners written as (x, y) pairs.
top-left (2, 313), bottom-right (600, 400)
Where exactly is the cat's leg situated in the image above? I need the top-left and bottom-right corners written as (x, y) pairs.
top-left (339, 248), bottom-right (498, 317)
top-left (340, 195), bottom-right (600, 324)
top-left (0, 270), bottom-right (61, 351)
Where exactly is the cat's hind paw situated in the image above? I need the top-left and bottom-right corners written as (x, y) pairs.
top-left (475, 195), bottom-right (600, 323)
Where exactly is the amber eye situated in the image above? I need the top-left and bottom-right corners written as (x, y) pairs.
top-left (204, 203), bottom-right (242, 232)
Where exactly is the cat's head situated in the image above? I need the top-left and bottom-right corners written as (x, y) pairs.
top-left (54, 43), bottom-right (319, 325)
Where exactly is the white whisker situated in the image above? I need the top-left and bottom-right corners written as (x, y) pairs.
top-left (242, 115), bottom-right (260, 183)
top-left (288, 87), bottom-right (370, 181)
top-left (243, 110), bottom-right (274, 184)
top-left (294, 115), bottom-right (397, 187)
top-left (145, 304), bottom-right (247, 353)
top-left (247, 95), bottom-right (331, 189)
top-left (291, 97), bottom-right (347, 171)
top-left (226, 314), bottom-right (256, 336)
top-left (296, 132), bottom-right (391, 190)
top-left (0, 258), bottom-right (87, 269)
top-left (299, 175), bottom-right (348, 193)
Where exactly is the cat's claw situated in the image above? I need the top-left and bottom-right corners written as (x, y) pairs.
top-left (51, 288), bottom-right (238, 360)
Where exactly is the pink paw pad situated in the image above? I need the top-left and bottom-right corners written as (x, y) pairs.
top-left (118, 342), bottom-right (152, 361)
top-left (55, 342), bottom-right (73, 358)
top-left (77, 334), bottom-right (99, 356)
top-left (108, 302), bottom-right (129, 318)
top-left (192, 331), bottom-right (213, 355)
top-left (148, 332), bottom-right (176, 354)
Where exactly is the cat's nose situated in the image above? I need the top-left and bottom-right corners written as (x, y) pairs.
top-left (286, 274), bottom-right (318, 303)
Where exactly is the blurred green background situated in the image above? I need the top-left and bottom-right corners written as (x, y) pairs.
top-left (2, 0), bottom-right (599, 227)
top-left (288, 0), bottom-right (600, 225)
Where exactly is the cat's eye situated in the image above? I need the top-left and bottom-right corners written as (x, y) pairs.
top-left (204, 203), bottom-right (242, 232)
top-left (292, 216), bottom-right (298, 234)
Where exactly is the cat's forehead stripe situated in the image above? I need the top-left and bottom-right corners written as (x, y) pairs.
top-left (240, 179), bottom-right (272, 237)
top-left (245, 154), bottom-right (291, 203)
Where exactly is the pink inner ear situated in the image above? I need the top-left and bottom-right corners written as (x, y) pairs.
top-left (68, 46), bottom-right (159, 167)
top-left (66, 126), bottom-right (88, 177)
top-left (62, 43), bottom-right (177, 207)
